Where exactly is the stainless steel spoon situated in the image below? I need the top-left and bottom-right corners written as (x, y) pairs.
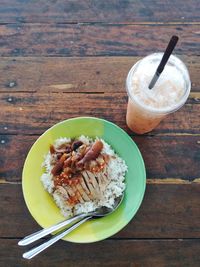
top-left (20, 194), bottom-right (124, 259)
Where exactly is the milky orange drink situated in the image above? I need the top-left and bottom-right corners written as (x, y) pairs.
top-left (126, 53), bottom-right (191, 134)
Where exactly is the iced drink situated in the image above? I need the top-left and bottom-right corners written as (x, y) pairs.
top-left (126, 53), bottom-right (191, 134)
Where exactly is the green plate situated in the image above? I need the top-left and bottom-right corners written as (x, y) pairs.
top-left (22, 117), bottom-right (146, 243)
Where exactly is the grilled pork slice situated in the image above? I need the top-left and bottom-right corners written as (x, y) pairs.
top-left (95, 169), bottom-right (110, 192)
top-left (85, 171), bottom-right (101, 198)
top-left (78, 175), bottom-right (93, 199)
top-left (71, 184), bottom-right (84, 203)
top-left (76, 182), bottom-right (91, 202)
top-left (81, 171), bottom-right (97, 199)
top-left (54, 185), bottom-right (69, 201)
top-left (54, 168), bottom-right (111, 208)
top-left (76, 170), bottom-right (110, 203)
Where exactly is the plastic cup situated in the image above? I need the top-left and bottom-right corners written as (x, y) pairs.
top-left (126, 53), bottom-right (191, 134)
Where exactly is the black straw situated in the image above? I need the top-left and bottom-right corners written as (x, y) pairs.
top-left (149, 35), bottom-right (179, 89)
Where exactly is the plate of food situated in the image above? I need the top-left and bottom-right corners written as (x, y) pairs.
top-left (22, 117), bottom-right (146, 243)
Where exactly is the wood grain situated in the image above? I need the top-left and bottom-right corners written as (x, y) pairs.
top-left (1, 238), bottom-right (200, 267)
top-left (0, 1), bottom-right (199, 266)
top-left (0, 92), bottom-right (199, 135)
top-left (0, 24), bottom-right (199, 56)
top-left (0, 0), bottom-right (200, 23)
top-left (0, 56), bottom-right (199, 93)
top-left (1, 134), bottom-right (200, 182)
top-left (1, 184), bottom-right (200, 239)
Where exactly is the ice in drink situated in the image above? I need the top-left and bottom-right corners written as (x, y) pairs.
top-left (126, 53), bottom-right (191, 134)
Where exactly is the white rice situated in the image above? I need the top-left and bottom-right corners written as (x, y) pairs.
top-left (54, 137), bottom-right (71, 148)
top-left (41, 136), bottom-right (127, 217)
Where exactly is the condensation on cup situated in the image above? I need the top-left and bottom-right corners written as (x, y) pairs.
top-left (126, 53), bottom-right (191, 134)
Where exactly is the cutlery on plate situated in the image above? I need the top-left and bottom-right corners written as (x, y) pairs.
top-left (19, 194), bottom-right (124, 259)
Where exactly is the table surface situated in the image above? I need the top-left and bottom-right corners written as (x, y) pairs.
top-left (0, 1), bottom-right (200, 266)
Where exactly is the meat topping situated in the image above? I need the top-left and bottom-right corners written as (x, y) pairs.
top-left (50, 139), bottom-right (109, 206)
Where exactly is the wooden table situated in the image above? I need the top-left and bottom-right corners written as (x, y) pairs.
top-left (0, 1), bottom-right (200, 266)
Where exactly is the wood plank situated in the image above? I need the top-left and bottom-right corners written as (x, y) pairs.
top-left (1, 184), bottom-right (200, 239)
top-left (1, 239), bottom-right (200, 267)
top-left (0, 92), bottom-right (199, 135)
top-left (0, 0), bottom-right (200, 23)
top-left (0, 24), bottom-right (199, 56)
top-left (1, 134), bottom-right (200, 182)
top-left (0, 56), bottom-right (199, 93)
